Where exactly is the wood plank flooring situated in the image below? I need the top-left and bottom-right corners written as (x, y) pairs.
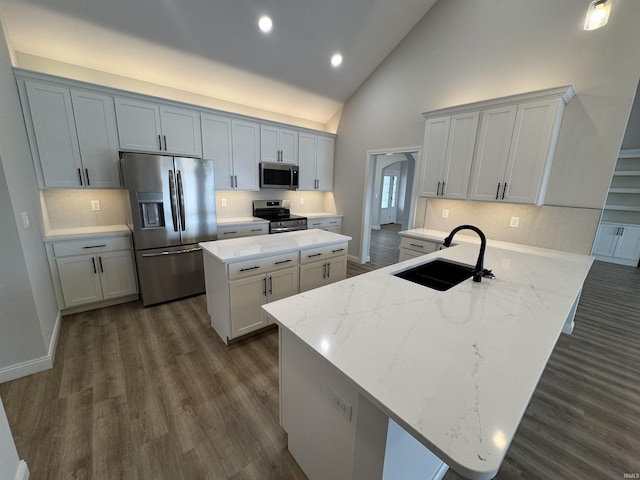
top-left (1, 251), bottom-right (639, 479)
top-left (347, 223), bottom-right (402, 277)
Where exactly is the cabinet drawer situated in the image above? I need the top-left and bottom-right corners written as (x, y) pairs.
top-left (228, 252), bottom-right (299, 280)
top-left (218, 223), bottom-right (269, 239)
top-left (399, 237), bottom-right (438, 254)
top-left (52, 235), bottom-right (132, 257)
top-left (300, 243), bottom-right (348, 264)
top-left (307, 217), bottom-right (342, 229)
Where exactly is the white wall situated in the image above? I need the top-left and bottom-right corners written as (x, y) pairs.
top-left (334, 0), bottom-right (640, 258)
top-left (0, 23), bottom-right (59, 378)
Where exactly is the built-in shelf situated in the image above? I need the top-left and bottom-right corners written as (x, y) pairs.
top-left (601, 149), bottom-right (640, 224)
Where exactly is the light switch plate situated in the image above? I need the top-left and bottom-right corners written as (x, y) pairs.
top-left (221, 198), bottom-right (227, 207)
top-left (91, 200), bottom-right (101, 211)
top-left (442, 209), bottom-right (449, 219)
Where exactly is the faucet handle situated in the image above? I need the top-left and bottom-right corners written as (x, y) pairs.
top-left (482, 269), bottom-right (496, 279)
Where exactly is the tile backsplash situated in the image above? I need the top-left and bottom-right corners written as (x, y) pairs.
top-left (41, 189), bottom-right (128, 230)
top-left (40, 188), bottom-right (337, 230)
top-left (419, 198), bottom-right (601, 255)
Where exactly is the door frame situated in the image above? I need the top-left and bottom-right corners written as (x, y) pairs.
top-left (359, 146), bottom-right (421, 264)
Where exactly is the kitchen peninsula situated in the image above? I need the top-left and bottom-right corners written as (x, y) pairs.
top-left (263, 240), bottom-right (594, 480)
top-left (199, 229), bottom-right (351, 344)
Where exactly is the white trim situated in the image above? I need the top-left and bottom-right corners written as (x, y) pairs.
top-left (14, 460), bottom-right (30, 480)
top-left (431, 462), bottom-right (449, 480)
top-left (0, 312), bottom-right (61, 384)
top-left (360, 147), bottom-right (421, 264)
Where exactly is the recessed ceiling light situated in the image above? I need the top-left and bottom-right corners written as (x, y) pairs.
top-left (258, 16), bottom-right (273, 33)
top-left (331, 53), bottom-right (343, 68)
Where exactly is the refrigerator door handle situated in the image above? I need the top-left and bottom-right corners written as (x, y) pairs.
top-left (141, 247), bottom-right (202, 258)
top-left (176, 170), bottom-right (186, 231)
top-left (168, 170), bottom-right (179, 232)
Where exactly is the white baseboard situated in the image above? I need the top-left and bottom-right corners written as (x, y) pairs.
top-left (347, 254), bottom-right (360, 263)
top-left (0, 311), bottom-right (60, 384)
top-left (14, 460), bottom-right (30, 480)
top-left (432, 462), bottom-right (448, 480)
top-left (593, 255), bottom-right (638, 267)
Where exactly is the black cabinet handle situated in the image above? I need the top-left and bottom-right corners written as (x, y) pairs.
top-left (158, 135), bottom-right (162, 150)
top-left (239, 265), bottom-right (260, 272)
top-left (85, 168), bottom-right (90, 186)
top-left (98, 256), bottom-right (104, 273)
top-left (307, 253), bottom-right (323, 258)
top-left (502, 183), bottom-right (507, 200)
top-left (441, 181), bottom-right (445, 196)
top-left (91, 257), bottom-right (97, 274)
top-left (275, 259), bottom-right (292, 265)
top-left (163, 135), bottom-right (167, 151)
top-left (82, 245), bottom-right (107, 249)
top-left (78, 168), bottom-right (83, 186)
top-left (496, 182), bottom-right (501, 200)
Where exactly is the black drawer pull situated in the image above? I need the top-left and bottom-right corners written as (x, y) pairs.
top-left (332, 248), bottom-right (345, 253)
top-left (251, 228), bottom-right (264, 232)
top-left (307, 253), bottom-right (323, 258)
top-left (275, 259), bottom-right (293, 264)
top-left (409, 243), bottom-right (424, 248)
top-left (83, 245), bottom-right (107, 249)
top-left (239, 265), bottom-right (260, 272)
top-left (223, 231), bottom-right (237, 235)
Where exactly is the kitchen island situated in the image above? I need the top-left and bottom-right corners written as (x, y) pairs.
top-left (263, 240), bottom-right (593, 480)
top-left (199, 229), bottom-right (351, 344)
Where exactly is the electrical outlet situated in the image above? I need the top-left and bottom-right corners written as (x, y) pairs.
top-left (221, 198), bottom-right (227, 207)
top-left (330, 388), bottom-right (352, 421)
top-left (21, 212), bottom-right (30, 229)
top-left (442, 209), bottom-right (449, 219)
top-left (299, 197), bottom-right (304, 205)
top-left (510, 216), bottom-right (520, 228)
top-left (91, 200), bottom-right (101, 211)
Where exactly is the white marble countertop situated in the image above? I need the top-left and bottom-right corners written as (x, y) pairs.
top-left (217, 217), bottom-right (269, 226)
top-left (263, 241), bottom-right (594, 479)
top-left (44, 224), bottom-right (131, 241)
top-left (200, 229), bottom-right (352, 263)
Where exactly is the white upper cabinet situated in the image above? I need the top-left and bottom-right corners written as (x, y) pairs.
top-left (469, 96), bottom-right (569, 205)
top-left (260, 124), bottom-right (298, 164)
top-left (298, 133), bottom-right (335, 191)
top-left (420, 85), bottom-right (574, 206)
top-left (231, 119), bottom-right (260, 190)
top-left (23, 81), bottom-right (120, 189)
top-left (202, 114), bottom-right (260, 190)
top-left (115, 97), bottom-right (202, 157)
top-left (419, 112), bottom-right (478, 199)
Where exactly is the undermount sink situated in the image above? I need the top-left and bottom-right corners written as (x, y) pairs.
top-left (393, 259), bottom-right (474, 291)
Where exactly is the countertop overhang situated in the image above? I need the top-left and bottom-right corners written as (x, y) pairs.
top-left (263, 240), bottom-right (594, 479)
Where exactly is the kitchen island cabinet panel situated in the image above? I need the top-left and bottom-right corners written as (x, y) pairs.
top-left (229, 274), bottom-right (269, 338)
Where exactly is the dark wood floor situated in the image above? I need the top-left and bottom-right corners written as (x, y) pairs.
top-left (1, 251), bottom-right (639, 479)
top-left (347, 223), bottom-right (402, 277)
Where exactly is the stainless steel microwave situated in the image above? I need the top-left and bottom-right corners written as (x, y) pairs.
top-left (259, 162), bottom-right (299, 190)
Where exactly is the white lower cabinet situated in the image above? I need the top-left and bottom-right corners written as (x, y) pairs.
top-left (229, 266), bottom-right (299, 338)
top-left (593, 223), bottom-right (640, 266)
top-left (217, 223), bottom-right (269, 239)
top-left (299, 243), bottom-right (348, 292)
top-left (48, 234), bottom-right (138, 310)
top-left (398, 236), bottom-right (441, 262)
top-left (307, 216), bottom-right (343, 233)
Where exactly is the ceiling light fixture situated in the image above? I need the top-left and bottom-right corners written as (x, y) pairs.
top-left (584, 0), bottom-right (611, 31)
top-left (258, 16), bottom-right (273, 33)
top-left (331, 53), bottom-right (343, 68)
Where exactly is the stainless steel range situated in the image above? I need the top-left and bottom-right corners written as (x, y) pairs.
top-left (253, 200), bottom-right (307, 233)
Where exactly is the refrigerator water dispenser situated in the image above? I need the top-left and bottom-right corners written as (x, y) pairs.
top-left (137, 192), bottom-right (165, 228)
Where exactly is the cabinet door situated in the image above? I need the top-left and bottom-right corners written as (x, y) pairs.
top-left (592, 224), bottom-right (619, 257)
top-left (159, 106), bottom-right (202, 157)
top-left (316, 136), bottom-right (335, 191)
top-left (98, 251), bottom-right (138, 300)
top-left (202, 114), bottom-right (233, 189)
top-left (442, 112), bottom-right (479, 199)
top-left (615, 226), bottom-right (640, 261)
top-left (299, 261), bottom-right (328, 293)
top-left (298, 132), bottom-right (317, 190)
top-left (229, 274), bottom-right (268, 338)
top-left (503, 99), bottom-right (560, 204)
top-left (232, 119), bottom-right (260, 190)
top-left (115, 98), bottom-right (162, 152)
top-left (419, 116), bottom-right (450, 197)
top-left (468, 105), bottom-right (517, 202)
top-left (25, 81), bottom-right (83, 188)
top-left (268, 267), bottom-right (299, 303)
top-left (279, 128), bottom-right (299, 164)
top-left (71, 90), bottom-right (121, 188)
top-left (260, 125), bottom-right (280, 163)
top-left (326, 256), bottom-right (347, 284)
top-left (56, 255), bottom-right (103, 307)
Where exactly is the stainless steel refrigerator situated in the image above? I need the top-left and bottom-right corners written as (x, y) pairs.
top-left (120, 152), bottom-right (217, 306)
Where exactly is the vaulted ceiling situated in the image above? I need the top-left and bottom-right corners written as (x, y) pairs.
top-left (0, 0), bottom-right (438, 125)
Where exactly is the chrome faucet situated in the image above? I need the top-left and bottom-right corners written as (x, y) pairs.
top-left (442, 225), bottom-right (493, 282)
